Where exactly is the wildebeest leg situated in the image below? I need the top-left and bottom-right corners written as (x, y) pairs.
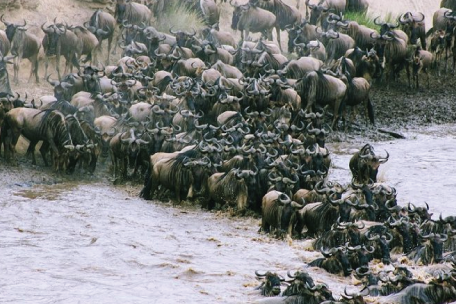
top-left (44, 56), bottom-right (49, 81)
top-left (139, 166), bottom-right (153, 199)
top-left (112, 26), bottom-right (123, 55)
top-left (13, 56), bottom-right (20, 84)
top-left (107, 36), bottom-right (113, 64)
top-left (275, 26), bottom-right (282, 52)
top-left (39, 141), bottom-right (50, 167)
top-left (6, 124), bottom-right (21, 164)
top-left (56, 55), bottom-right (62, 81)
top-left (366, 98), bottom-right (375, 126)
top-left (109, 149), bottom-right (116, 177)
top-left (331, 98), bottom-right (343, 130)
top-left (261, 218), bottom-right (270, 233)
top-left (33, 54), bottom-right (40, 83)
top-left (26, 140), bottom-right (39, 165)
top-left (122, 157), bottom-right (128, 179)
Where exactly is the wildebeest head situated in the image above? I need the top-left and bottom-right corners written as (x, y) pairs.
top-left (184, 157), bottom-right (215, 195)
top-left (365, 226), bottom-right (393, 264)
top-left (230, 2), bottom-right (249, 31)
top-left (387, 216), bottom-right (414, 253)
top-left (340, 287), bottom-right (370, 304)
top-left (120, 128), bottom-right (148, 164)
top-left (255, 271), bottom-right (283, 296)
top-left (47, 75), bottom-right (73, 101)
top-left (305, 0), bottom-right (329, 26)
top-left (276, 193), bottom-right (304, 235)
top-left (283, 270), bottom-right (315, 296)
top-left (321, 246), bottom-right (353, 276)
top-left (1, 15), bottom-right (26, 42)
top-left (115, 0), bottom-right (129, 24)
top-left (421, 232), bottom-right (448, 263)
top-left (41, 22), bottom-right (66, 56)
top-left (336, 220), bottom-right (365, 246)
top-left (407, 202), bottom-right (432, 222)
top-left (373, 16), bottom-right (400, 36)
top-left (398, 12), bottom-right (425, 45)
top-left (81, 68), bottom-right (104, 94)
top-left (0, 53), bottom-right (13, 95)
top-left (169, 27), bottom-right (196, 48)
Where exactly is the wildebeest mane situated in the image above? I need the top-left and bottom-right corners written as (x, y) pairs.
top-left (214, 169), bottom-right (246, 201)
top-left (37, 109), bottom-right (71, 146)
top-left (305, 201), bottom-right (340, 236)
top-left (167, 149), bottom-right (199, 196)
top-left (296, 70), bottom-right (330, 105)
top-left (46, 100), bottom-right (78, 115)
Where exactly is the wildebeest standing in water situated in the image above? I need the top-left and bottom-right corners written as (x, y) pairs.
top-left (349, 143), bottom-right (389, 184)
top-left (3, 108), bottom-right (76, 171)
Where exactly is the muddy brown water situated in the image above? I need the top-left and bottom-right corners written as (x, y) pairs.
top-left (1, 125), bottom-right (456, 304)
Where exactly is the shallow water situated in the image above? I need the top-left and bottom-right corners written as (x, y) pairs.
top-left (329, 124), bottom-right (456, 218)
top-left (1, 125), bottom-right (456, 304)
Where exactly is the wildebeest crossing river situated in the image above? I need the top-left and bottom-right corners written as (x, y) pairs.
top-left (1, 125), bottom-right (456, 304)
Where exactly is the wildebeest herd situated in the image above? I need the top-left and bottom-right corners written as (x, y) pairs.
top-left (0, 0), bottom-right (456, 303)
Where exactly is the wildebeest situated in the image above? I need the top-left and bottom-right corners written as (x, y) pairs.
top-left (375, 277), bottom-right (456, 304)
top-left (85, 9), bottom-right (116, 64)
top-left (41, 21), bottom-right (83, 80)
top-left (349, 144), bottom-right (389, 184)
top-left (0, 53), bottom-right (13, 95)
top-left (305, 0), bottom-right (346, 29)
top-left (206, 167), bottom-right (257, 211)
top-left (255, 271), bottom-right (284, 296)
top-left (0, 26), bottom-right (10, 56)
top-left (1, 16), bottom-right (41, 84)
top-left (4, 108), bottom-right (76, 170)
top-left (257, 0), bottom-right (301, 52)
top-left (260, 190), bottom-right (304, 238)
top-left (230, 1), bottom-right (277, 43)
top-left (140, 148), bottom-right (204, 204)
top-left (200, 0), bottom-right (220, 26)
top-left (68, 26), bottom-right (99, 65)
top-left (409, 48), bottom-right (433, 89)
top-left (308, 245), bottom-right (353, 276)
top-left (398, 12), bottom-right (426, 49)
top-left (294, 70), bottom-right (347, 129)
top-left (338, 66), bottom-right (375, 126)
top-left (115, 0), bottom-right (152, 25)
top-left (114, 0), bottom-right (152, 53)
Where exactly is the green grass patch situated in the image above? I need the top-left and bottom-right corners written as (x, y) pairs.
top-left (156, 2), bottom-right (206, 34)
top-left (344, 11), bottom-right (399, 31)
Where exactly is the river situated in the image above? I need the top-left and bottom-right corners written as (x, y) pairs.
top-left (1, 125), bottom-right (456, 304)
